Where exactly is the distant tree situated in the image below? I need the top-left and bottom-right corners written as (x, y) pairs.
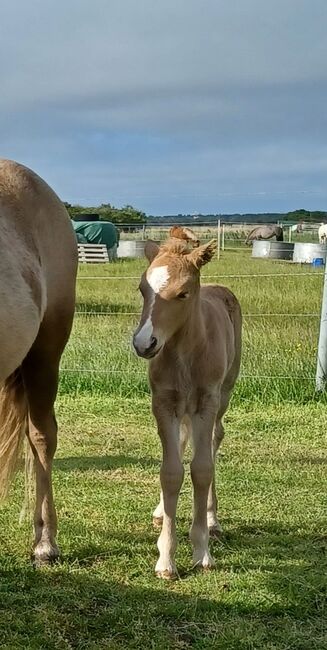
top-left (62, 201), bottom-right (146, 225)
top-left (284, 209), bottom-right (327, 222)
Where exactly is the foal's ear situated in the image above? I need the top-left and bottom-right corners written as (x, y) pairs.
top-left (144, 240), bottom-right (160, 263)
top-left (188, 239), bottom-right (217, 268)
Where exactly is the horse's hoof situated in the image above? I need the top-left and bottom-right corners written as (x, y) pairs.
top-left (155, 569), bottom-right (177, 580)
top-left (32, 542), bottom-right (60, 567)
top-left (152, 516), bottom-right (163, 529)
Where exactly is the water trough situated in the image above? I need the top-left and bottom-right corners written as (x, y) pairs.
top-left (252, 240), bottom-right (294, 261)
top-left (117, 240), bottom-right (160, 258)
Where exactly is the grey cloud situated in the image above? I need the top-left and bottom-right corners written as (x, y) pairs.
top-left (0, 0), bottom-right (326, 212)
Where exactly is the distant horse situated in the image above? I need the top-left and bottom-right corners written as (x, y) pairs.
top-left (318, 223), bottom-right (327, 244)
top-left (0, 160), bottom-right (77, 565)
top-left (133, 228), bottom-right (242, 578)
top-left (245, 224), bottom-right (283, 245)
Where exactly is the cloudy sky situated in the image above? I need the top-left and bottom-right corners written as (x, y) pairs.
top-left (1, 0), bottom-right (326, 214)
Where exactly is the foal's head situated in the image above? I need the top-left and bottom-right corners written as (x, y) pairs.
top-left (133, 237), bottom-right (216, 358)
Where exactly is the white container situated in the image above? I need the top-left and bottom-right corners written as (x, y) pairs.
top-left (293, 243), bottom-right (327, 264)
top-left (117, 240), bottom-right (160, 258)
top-left (252, 240), bottom-right (271, 258)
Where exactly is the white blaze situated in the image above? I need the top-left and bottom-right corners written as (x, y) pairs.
top-left (134, 266), bottom-right (170, 353)
top-left (146, 265), bottom-right (169, 293)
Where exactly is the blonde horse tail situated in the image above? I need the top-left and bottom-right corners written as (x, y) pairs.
top-left (0, 369), bottom-right (29, 501)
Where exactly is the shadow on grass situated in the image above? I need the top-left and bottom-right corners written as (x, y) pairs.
top-left (0, 527), bottom-right (326, 650)
top-left (0, 520), bottom-right (326, 648)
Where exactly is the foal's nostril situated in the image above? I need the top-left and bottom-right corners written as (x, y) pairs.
top-left (148, 336), bottom-right (157, 351)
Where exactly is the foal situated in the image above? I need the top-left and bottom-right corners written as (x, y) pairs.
top-left (133, 234), bottom-right (242, 578)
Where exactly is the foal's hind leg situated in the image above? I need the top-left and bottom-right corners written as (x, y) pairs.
top-left (207, 418), bottom-right (224, 537)
top-left (207, 387), bottom-right (232, 537)
top-left (22, 353), bottom-right (60, 565)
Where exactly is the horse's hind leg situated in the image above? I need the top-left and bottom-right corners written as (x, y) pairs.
top-left (22, 352), bottom-right (60, 565)
top-left (22, 317), bottom-right (72, 565)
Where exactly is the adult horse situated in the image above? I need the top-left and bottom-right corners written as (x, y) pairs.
top-left (0, 159), bottom-right (77, 565)
top-left (245, 224), bottom-right (283, 244)
top-left (133, 229), bottom-right (242, 578)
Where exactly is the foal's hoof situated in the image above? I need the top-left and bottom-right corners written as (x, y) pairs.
top-left (193, 552), bottom-right (215, 572)
top-left (32, 542), bottom-right (60, 567)
top-left (209, 524), bottom-right (223, 539)
top-left (155, 569), bottom-right (177, 580)
top-left (152, 516), bottom-right (163, 529)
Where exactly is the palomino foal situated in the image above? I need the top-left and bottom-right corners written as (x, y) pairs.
top-left (133, 234), bottom-right (242, 578)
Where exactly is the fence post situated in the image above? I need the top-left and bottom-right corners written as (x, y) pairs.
top-left (217, 219), bottom-right (221, 259)
top-left (288, 226), bottom-right (292, 243)
top-left (315, 260), bottom-right (327, 391)
top-left (222, 223), bottom-right (225, 251)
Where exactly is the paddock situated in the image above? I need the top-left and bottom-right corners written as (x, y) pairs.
top-left (1, 249), bottom-right (326, 648)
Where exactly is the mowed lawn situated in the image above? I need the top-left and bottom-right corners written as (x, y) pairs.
top-left (0, 251), bottom-right (326, 649)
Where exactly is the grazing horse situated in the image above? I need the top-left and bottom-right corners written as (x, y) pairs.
top-left (245, 224), bottom-right (283, 244)
top-left (0, 159), bottom-right (77, 565)
top-left (318, 223), bottom-right (327, 244)
top-left (133, 230), bottom-right (242, 578)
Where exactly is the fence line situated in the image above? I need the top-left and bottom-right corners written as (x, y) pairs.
top-left (77, 272), bottom-right (324, 281)
top-left (74, 310), bottom-right (320, 318)
top-left (60, 367), bottom-right (315, 380)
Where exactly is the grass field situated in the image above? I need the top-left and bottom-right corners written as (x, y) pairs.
top-left (0, 251), bottom-right (326, 649)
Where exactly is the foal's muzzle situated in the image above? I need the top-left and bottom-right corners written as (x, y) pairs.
top-left (133, 334), bottom-right (161, 359)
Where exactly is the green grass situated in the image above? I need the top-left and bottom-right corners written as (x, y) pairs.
top-left (1, 252), bottom-right (327, 648)
top-left (0, 396), bottom-right (326, 648)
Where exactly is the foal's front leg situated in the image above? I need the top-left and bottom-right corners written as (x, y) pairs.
top-left (190, 405), bottom-right (217, 569)
top-left (152, 398), bottom-right (184, 579)
top-left (153, 419), bottom-right (190, 528)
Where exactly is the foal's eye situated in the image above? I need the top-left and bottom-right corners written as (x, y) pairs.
top-left (177, 291), bottom-right (189, 300)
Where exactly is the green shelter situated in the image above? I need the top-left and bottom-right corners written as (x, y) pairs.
top-left (72, 221), bottom-right (120, 259)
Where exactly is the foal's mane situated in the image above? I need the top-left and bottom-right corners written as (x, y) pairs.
top-left (158, 239), bottom-right (190, 256)
top-left (158, 225), bottom-right (201, 257)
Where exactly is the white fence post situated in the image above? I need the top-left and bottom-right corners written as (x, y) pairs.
top-left (217, 219), bottom-right (221, 259)
top-left (288, 226), bottom-right (292, 243)
top-left (316, 260), bottom-right (327, 391)
top-left (222, 223), bottom-right (225, 251)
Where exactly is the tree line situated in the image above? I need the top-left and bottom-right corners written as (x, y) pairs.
top-left (63, 202), bottom-right (146, 225)
top-left (63, 203), bottom-right (326, 226)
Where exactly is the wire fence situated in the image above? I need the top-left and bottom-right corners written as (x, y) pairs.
top-left (116, 220), bottom-right (325, 254)
top-left (57, 265), bottom-right (326, 391)
top-left (76, 272), bottom-right (324, 280)
top-left (61, 219), bottom-right (327, 396)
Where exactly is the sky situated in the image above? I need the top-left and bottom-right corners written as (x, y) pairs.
top-left (0, 0), bottom-right (326, 215)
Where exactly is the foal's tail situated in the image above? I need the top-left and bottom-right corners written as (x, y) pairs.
top-left (0, 369), bottom-right (28, 501)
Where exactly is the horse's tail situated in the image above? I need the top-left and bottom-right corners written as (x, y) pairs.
top-left (0, 368), bottom-right (28, 501)
top-left (277, 228), bottom-right (284, 242)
